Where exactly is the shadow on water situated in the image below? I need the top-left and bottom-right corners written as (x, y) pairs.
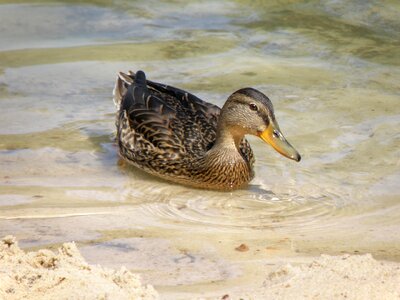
top-left (111, 151), bottom-right (341, 232)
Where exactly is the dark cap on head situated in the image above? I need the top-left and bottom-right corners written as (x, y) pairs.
top-left (233, 87), bottom-right (274, 114)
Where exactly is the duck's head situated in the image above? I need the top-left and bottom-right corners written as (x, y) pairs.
top-left (219, 87), bottom-right (301, 162)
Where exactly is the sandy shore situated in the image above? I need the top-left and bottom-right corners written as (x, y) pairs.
top-left (1, 236), bottom-right (400, 300)
top-left (0, 236), bottom-right (158, 300)
top-left (234, 254), bottom-right (400, 300)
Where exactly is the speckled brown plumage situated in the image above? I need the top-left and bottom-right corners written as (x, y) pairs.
top-left (113, 70), bottom-right (300, 190)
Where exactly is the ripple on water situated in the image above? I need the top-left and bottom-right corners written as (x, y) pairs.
top-left (137, 186), bottom-right (344, 231)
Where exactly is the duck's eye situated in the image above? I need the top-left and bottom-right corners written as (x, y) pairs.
top-left (249, 103), bottom-right (258, 111)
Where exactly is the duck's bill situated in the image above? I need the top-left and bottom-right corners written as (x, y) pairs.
top-left (259, 121), bottom-right (301, 162)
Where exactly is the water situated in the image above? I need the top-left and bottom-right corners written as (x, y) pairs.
top-left (0, 0), bottom-right (399, 298)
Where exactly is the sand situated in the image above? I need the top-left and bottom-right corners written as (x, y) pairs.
top-left (0, 236), bottom-right (158, 300)
top-left (234, 254), bottom-right (400, 300)
top-left (1, 236), bottom-right (400, 300)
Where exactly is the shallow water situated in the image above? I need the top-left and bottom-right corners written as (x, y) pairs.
top-left (0, 0), bottom-right (399, 298)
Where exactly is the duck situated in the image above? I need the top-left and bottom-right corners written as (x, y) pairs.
top-left (113, 70), bottom-right (300, 190)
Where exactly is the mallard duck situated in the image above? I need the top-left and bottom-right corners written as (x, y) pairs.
top-left (113, 70), bottom-right (300, 190)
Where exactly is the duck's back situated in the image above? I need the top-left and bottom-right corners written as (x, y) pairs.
top-left (113, 71), bottom-right (254, 181)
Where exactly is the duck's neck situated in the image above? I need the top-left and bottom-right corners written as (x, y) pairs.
top-left (213, 124), bottom-right (244, 151)
top-left (191, 125), bottom-right (251, 190)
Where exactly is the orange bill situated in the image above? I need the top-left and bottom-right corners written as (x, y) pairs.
top-left (259, 121), bottom-right (301, 162)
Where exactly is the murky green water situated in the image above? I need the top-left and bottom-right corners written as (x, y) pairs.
top-left (0, 0), bottom-right (399, 298)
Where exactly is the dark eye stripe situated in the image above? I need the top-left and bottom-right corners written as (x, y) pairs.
top-left (249, 103), bottom-right (258, 111)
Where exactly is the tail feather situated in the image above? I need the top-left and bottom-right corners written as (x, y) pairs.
top-left (134, 70), bottom-right (147, 86)
top-left (113, 72), bottom-right (133, 108)
top-left (112, 74), bottom-right (125, 108)
top-left (113, 70), bottom-right (149, 110)
top-left (118, 72), bottom-right (133, 84)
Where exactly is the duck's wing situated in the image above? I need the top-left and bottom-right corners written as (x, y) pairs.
top-left (113, 71), bottom-right (220, 159)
